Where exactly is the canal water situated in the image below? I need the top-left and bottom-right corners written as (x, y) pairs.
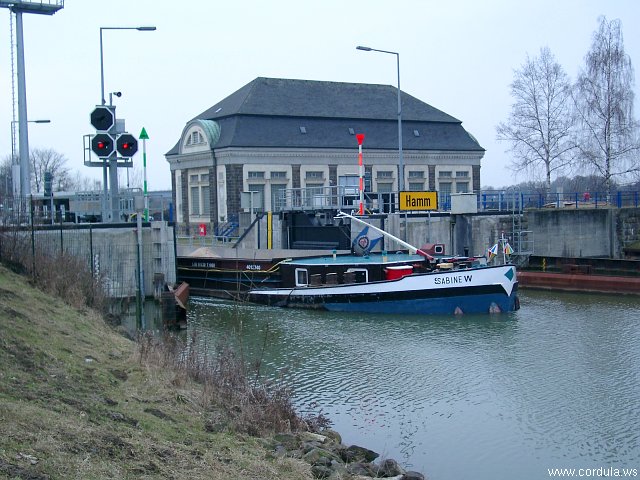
top-left (183, 291), bottom-right (639, 480)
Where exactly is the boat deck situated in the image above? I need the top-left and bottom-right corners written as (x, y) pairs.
top-left (287, 253), bottom-right (424, 266)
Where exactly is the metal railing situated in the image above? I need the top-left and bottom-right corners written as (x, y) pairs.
top-left (272, 188), bottom-right (640, 214)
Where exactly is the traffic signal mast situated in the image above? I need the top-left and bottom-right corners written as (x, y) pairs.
top-left (87, 105), bottom-right (138, 222)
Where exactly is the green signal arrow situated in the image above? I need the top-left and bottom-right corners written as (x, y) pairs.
top-left (139, 127), bottom-right (149, 140)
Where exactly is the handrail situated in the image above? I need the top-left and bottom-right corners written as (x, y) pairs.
top-left (233, 213), bottom-right (263, 249)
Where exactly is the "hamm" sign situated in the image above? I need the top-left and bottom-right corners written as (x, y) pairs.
top-left (399, 191), bottom-right (438, 211)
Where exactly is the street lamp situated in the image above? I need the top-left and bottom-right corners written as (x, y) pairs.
top-left (10, 119), bottom-right (51, 198)
top-left (356, 45), bottom-right (404, 192)
top-left (99, 26), bottom-right (156, 105)
top-left (98, 26), bottom-right (155, 222)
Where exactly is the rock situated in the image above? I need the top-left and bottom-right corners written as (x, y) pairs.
top-left (312, 455), bottom-right (332, 467)
top-left (377, 458), bottom-right (405, 477)
top-left (273, 433), bottom-right (300, 450)
top-left (341, 445), bottom-right (379, 463)
top-left (402, 471), bottom-right (425, 480)
top-left (311, 465), bottom-right (333, 478)
top-left (328, 460), bottom-right (349, 479)
top-left (322, 429), bottom-right (342, 445)
top-left (347, 462), bottom-right (376, 476)
top-left (302, 447), bottom-right (341, 465)
top-left (273, 445), bottom-right (287, 458)
top-left (301, 440), bottom-right (322, 453)
top-left (301, 431), bottom-right (328, 443)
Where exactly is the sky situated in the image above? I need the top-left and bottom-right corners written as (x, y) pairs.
top-left (1, 0), bottom-right (639, 191)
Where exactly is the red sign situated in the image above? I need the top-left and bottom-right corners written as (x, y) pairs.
top-left (198, 224), bottom-right (207, 236)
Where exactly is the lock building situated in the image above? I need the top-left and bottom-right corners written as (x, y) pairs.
top-left (164, 77), bottom-right (485, 230)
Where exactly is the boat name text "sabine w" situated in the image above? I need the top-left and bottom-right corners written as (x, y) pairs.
top-left (434, 274), bottom-right (473, 285)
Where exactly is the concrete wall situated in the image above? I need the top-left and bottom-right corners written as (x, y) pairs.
top-left (234, 208), bottom-right (640, 260)
top-left (32, 222), bottom-right (176, 299)
top-left (527, 209), bottom-right (614, 258)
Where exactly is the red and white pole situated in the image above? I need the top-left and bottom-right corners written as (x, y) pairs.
top-left (356, 133), bottom-right (365, 215)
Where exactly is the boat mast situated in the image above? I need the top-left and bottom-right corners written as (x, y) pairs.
top-left (336, 210), bottom-right (427, 256)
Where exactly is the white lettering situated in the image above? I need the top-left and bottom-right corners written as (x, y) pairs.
top-left (434, 274), bottom-right (473, 285)
top-left (193, 261), bottom-right (216, 268)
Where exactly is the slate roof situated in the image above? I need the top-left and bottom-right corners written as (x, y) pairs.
top-left (166, 77), bottom-right (483, 155)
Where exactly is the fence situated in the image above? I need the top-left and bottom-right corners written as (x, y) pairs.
top-left (0, 222), bottom-right (176, 299)
top-left (271, 188), bottom-right (640, 214)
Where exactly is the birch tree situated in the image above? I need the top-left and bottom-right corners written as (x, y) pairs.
top-left (574, 16), bottom-right (639, 195)
top-left (497, 47), bottom-right (576, 194)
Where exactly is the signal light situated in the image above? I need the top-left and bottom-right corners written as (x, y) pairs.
top-left (116, 133), bottom-right (138, 157)
top-left (90, 105), bottom-right (116, 132)
top-left (91, 133), bottom-right (115, 158)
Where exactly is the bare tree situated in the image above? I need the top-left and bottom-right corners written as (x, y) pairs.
top-left (0, 155), bottom-right (14, 200)
top-left (66, 171), bottom-right (102, 192)
top-left (497, 47), bottom-right (576, 194)
top-left (574, 16), bottom-right (640, 195)
top-left (29, 148), bottom-right (72, 193)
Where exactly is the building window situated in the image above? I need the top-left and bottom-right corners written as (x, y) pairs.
top-left (271, 183), bottom-right (287, 212)
top-left (247, 184), bottom-right (265, 211)
top-left (456, 182), bottom-right (469, 193)
top-left (271, 171), bottom-right (287, 179)
top-left (439, 171), bottom-right (452, 178)
top-left (408, 171), bottom-right (424, 178)
top-left (409, 182), bottom-right (424, 191)
top-left (339, 176), bottom-right (359, 195)
top-left (305, 183), bottom-right (325, 207)
top-left (190, 186), bottom-right (200, 215)
top-left (377, 170), bottom-right (393, 179)
top-left (248, 171), bottom-right (265, 179)
top-left (190, 171), bottom-right (211, 217)
top-left (439, 182), bottom-right (452, 195)
top-left (185, 131), bottom-right (205, 146)
top-left (202, 185), bottom-right (211, 215)
top-left (439, 182), bottom-right (452, 207)
top-left (456, 171), bottom-right (469, 178)
top-left (306, 171), bottom-right (324, 180)
top-left (377, 182), bottom-right (393, 193)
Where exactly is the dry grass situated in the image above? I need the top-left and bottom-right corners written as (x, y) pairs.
top-left (0, 230), bottom-right (106, 312)
top-left (0, 263), bottom-right (314, 479)
top-left (136, 331), bottom-right (329, 438)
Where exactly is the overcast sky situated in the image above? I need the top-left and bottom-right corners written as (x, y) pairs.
top-left (1, 0), bottom-right (639, 191)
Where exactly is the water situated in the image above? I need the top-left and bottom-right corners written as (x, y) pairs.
top-left (186, 291), bottom-right (640, 480)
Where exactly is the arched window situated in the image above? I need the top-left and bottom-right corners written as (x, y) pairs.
top-left (185, 130), bottom-right (205, 146)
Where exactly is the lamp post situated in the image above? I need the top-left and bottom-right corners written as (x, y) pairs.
top-left (99, 26), bottom-right (155, 222)
top-left (356, 45), bottom-right (404, 192)
top-left (10, 119), bottom-right (51, 198)
top-left (100, 26), bottom-right (156, 105)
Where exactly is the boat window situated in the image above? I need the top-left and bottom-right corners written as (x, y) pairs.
top-left (295, 268), bottom-right (309, 287)
top-left (346, 268), bottom-right (368, 283)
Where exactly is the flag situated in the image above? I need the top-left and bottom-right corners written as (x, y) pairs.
top-left (487, 243), bottom-right (498, 260)
top-left (353, 226), bottom-right (383, 255)
top-left (504, 242), bottom-right (514, 256)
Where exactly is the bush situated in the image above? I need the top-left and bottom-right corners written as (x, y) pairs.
top-left (136, 331), bottom-right (328, 436)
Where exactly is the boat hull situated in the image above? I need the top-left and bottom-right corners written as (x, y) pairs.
top-left (248, 265), bottom-right (519, 315)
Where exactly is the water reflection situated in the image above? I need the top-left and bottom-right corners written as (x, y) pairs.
top-left (181, 291), bottom-right (639, 480)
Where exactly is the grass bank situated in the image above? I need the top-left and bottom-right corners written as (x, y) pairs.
top-left (0, 265), bottom-right (313, 479)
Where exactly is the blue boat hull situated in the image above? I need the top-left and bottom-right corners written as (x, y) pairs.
top-left (323, 289), bottom-right (519, 315)
top-left (248, 265), bottom-right (520, 315)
